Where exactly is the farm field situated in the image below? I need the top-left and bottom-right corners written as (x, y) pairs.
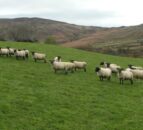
top-left (0, 41), bottom-right (143, 130)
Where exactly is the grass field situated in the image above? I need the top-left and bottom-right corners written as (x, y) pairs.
top-left (0, 41), bottom-right (143, 130)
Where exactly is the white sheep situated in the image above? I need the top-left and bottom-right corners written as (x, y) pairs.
top-left (0, 48), bottom-right (9, 56)
top-left (117, 69), bottom-right (133, 84)
top-left (6, 47), bottom-right (15, 56)
top-left (50, 60), bottom-right (75, 74)
top-left (129, 69), bottom-right (143, 79)
top-left (128, 64), bottom-right (143, 70)
top-left (54, 56), bottom-right (61, 62)
top-left (32, 52), bottom-right (47, 63)
top-left (23, 49), bottom-right (29, 59)
top-left (70, 60), bottom-right (87, 72)
top-left (100, 62), bottom-right (121, 73)
top-left (95, 67), bottom-right (112, 81)
top-left (14, 49), bottom-right (26, 60)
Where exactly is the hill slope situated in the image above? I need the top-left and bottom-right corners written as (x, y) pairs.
top-left (63, 25), bottom-right (143, 57)
top-left (0, 41), bottom-right (143, 130)
top-left (0, 18), bottom-right (105, 43)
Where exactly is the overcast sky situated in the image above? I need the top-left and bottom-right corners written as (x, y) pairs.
top-left (0, 0), bottom-right (143, 27)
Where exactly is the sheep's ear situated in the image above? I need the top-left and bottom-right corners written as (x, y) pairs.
top-left (70, 60), bottom-right (74, 62)
top-left (100, 62), bottom-right (104, 65)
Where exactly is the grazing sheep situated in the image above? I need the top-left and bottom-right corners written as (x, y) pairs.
top-left (50, 60), bottom-right (75, 74)
top-left (0, 47), bottom-right (9, 56)
top-left (14, 49), bottom-right (26, 60)
top-left (32, 52), bottom-right (47, 63)
top-left (128, 64), bottom-right (143, 70)
top-left (95, 67), bottom-right (112, 81)
top-left (117, 68), bottom-right (133, 84)
top-left (100, 62), bottom-right (121, 73)
top-left (70, 60), bottom-right (87, 72)
top-left (54, 56), bottom-right (61, 62)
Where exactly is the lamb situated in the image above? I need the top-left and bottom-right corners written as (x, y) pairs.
top-left (0, 47), bottom-right (9, 56)
top-left (32, 52), bottom-right (47, 63)
top-left (117, 68), bottom-right (133, 84)
top-left (14, 49), bottom-right (26, 60)
top-left (128, 64), bottom-right (143, 70)
top-left (50, 60), bottom-right (75, 74)
top-left (95, 67), bottom-right (112, 81)
top-left (70, 60), bottom-right (87, 72)
top-left (54, 56), bottom-right (61, 62)
top-left (100, 62), bottom-right (121, 73)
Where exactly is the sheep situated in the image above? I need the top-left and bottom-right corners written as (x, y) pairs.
top-left (95, 67), bottom-right (112, 81)
top-left (117, 68), bottom-right (133, 84)
top-left (32, 52), bottom-right (47, 63)
top-left (7, 47), bottom-right (15, 56)
top-left (50, 60), bottom-right (75, 74)
top-left (0, 47), bottom-right (9, 56)
top-left (129, 69), bottom-right (143, 79)
top-left (128, 64), bottom-right (143, 70)
top-left (100, 62), bottom-right (121, 73)
top-left (70, 60), bottom-right (87, 72)
top-left (23, 49), bottom-right (29, 59)
top-left (54, 56), bottom-right (61, 62)
top-left (14, 49), bottom-right (26, 60)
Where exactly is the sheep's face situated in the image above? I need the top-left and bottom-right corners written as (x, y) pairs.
top-left (14, 49), bottom-right (17, 53)
top-left (49, 60), bottom-right (54, 64)
top-left (31, 52), bottom-right (35, 55)
top-left (57, 56), bottom-right (61, 60)
top-left (95, 67), bottom-right (100, 72)
top-left (100, 62), bottom-right (105, 65)
top-left (106, 63), bottom-right (110, 67)
top-left (128, 64), bottom-right (133, 68)
top-left (70, 60), bottom-right (74, 63)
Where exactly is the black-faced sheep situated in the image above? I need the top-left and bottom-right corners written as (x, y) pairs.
top-left (95, 67), bottom-right (112, 81)
top-left (32, 52), bottom-right (47, 63)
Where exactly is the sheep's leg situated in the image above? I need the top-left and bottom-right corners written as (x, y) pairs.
top-left (75, 67), bottom-right (77, 71)
top-left (54, 69), bottom-right (57, 73)
top-left (44, 59), bottom-right (47, 63)
top-left (108, 76), bottom-right (111, 81)
top-left (130, 79), bottom-right (133, 85)
top-left (65, 69), bottom-right (68, 75)
top-left (84, 68), bottom-right (86, 72)
top-left (16, 56), bottom-right (19, 60)
top-left (23, 56), bottom-right (25, 60)
top-left (34, 59), bottom-right (37, 62)
top-left (120, 78), bottom-right (122, 84)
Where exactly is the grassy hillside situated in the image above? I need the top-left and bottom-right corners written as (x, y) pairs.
top-left (0, 41), bottom-right (143, 130)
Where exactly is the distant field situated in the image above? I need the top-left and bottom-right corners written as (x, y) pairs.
top-left (0, 41), bottom-right (143, 130)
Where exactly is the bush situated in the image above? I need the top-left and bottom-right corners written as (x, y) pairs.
top-left (44, 36), bottom-right (57, 44)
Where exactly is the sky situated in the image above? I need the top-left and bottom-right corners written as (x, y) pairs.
top-left (0, 0), bottom-right (143, 27)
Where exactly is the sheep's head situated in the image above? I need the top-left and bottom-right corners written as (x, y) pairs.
top-left (117, 68), bottom-right (124, 73)
top-left (106, 63), bottom-right (110, 67)
top-left (70, 60), bottom-right (74, 63)
top-left (14, 49), bottom-right (17, 53)
top-left (95, 67), bottom-right (100, 72)
top-left (31, 51), bottom-right (35, 55)
top-left (49, 60), bottom-right (54, 64)
top-left (100, 62), bottom-right (105, 65)
top-left (128, 64), bottom-right (133, 68)
top-left (57, 56), bottom-right (61, 60)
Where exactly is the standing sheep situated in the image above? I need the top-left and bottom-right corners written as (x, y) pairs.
top-left (23, 49), bottom-right (29, 59)
top-left (14, 49), bottom-right (26, 60)
top-left (95, 67), bottom-right (112, 81)
top-left (128, 64), bottom-right (143, 70)
top-left (70, 60), bottom-right (87, 72)
top-left (54, 56), bottom-right (61, 62)
top-left (0, 47), bottom-right (9, 57)
top-left (100, 62), bottom-right (121, 73)
top-left (117, 68), bottom-right (133, 84)
top-left (32, 52), bottom-right (47, 63)
top-left (50, 60), bottom-right (75, 74)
